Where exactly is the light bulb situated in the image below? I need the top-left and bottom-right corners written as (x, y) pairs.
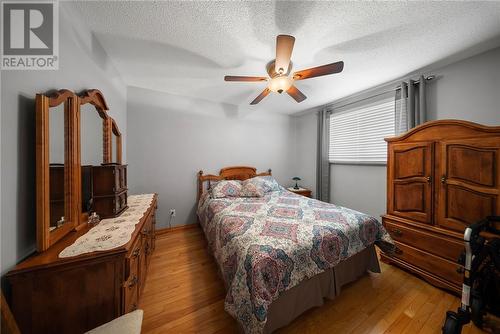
top-left (267, 76), bottom-right (293, 94)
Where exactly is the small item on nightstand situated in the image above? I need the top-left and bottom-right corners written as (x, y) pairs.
top-left (292, 176), bottom-right (302, 189)
top-left (88, 212), bottom-right (100, 227)
top-left (287, 187), bottom-right (312, 198)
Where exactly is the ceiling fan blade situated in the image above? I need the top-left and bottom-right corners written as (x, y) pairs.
top-left (250, 88), bottom-right (271, 105)
top-left (287, 85), bottom-right (307, 103)
top-left (224, 76), bottom-right (267, 82)
top-left (293, 61), bottom-right (344, 80)
top-left (275, 35), bottom-right (295, 75)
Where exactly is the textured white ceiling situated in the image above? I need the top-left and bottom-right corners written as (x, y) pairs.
top-left (71, 1), bottom-right (500, 114)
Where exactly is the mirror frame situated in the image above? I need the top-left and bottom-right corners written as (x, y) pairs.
top-left (111, 119), bottom-right (122, 164)
top-left (36, 89), bottom-right (124, 252)
top-left (79, 89), bottom-right (122, 164)
top-left (36, 90), bottom-right (81, 251)
top-left (77, 89), bottom-right (111, 226)
top-left (79, 89), bottom-right (111, 164)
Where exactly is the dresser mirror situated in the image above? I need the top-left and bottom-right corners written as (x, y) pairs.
top-left (80, 103), bottom-right (103, 215)
top-left (80, 103), bottom-right (104, 165)
top-left (112, 133), bottom-right (117, 163)
top-left (36, 89), bottom-right (125, 252)
top-left (79, 92), bottom-right (108, 216)
top-left (36, 90), bottom-right (81, 251)
top-left (78, 89), bottom-right (115, 224)
top-left (48, 104), bottom-right (66, 231)
top-left (78, 90), bottom-right (127, 220)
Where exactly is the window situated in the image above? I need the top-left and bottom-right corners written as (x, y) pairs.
top-left (329, 96), bottom-right (395, 164)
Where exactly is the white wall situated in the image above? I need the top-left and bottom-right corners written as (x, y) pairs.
top-left (427, 47), bottom-right (500, 125)
top-left (294, 112), bottom-right (317, 195)
top-left (127, 86), bottom-right (296, 229)
top-left (294, 46), bottom-right (500, 221)
top-left (331, 165), bottom-right (387, 219)
top-left (0, 3), bottom-right (127, 275)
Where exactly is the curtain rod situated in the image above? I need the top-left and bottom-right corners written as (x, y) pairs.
top-left (395, 75), bottom-right (435, 90)
top-left (327, 75), bottom-right (435, 112)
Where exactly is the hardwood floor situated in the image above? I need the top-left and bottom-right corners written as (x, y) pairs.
top-left (140, 226), bottom-right (485, 334)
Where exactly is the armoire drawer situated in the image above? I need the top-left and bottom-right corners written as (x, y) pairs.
top-left (384, 220), bottom-right (464, 262)
top-left (392, 241), bottom-right (463, 286)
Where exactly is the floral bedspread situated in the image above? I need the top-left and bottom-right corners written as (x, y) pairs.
top-left (197, 189), bottom-right (392, 333)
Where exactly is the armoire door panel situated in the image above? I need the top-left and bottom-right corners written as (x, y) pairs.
top-left (394, 183), bottom-right (426, 212)
top-left (448, 145), bottom-right (495, 187)
top-left (444, 185), bottom-right (496, 231)
top-left (437, 138), bottom-right (500, 232)
top-left (388, 142), bottom-right (433, 224)
top-left (394, 146), bottom-right (427, 179)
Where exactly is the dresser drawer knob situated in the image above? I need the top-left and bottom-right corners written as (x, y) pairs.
top-left (132, 248), bottom-right (140, 258)
top-left (128, 275), bottom-right (138, 288)
top-left (456, 267), bottom-right (464, 274)
top-left (392, 229), bottom-right (402, 237)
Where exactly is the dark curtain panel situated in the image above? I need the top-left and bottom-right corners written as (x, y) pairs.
top-left (316, 109), bottom-right (330, 202)
top-left (395, 75), bottom-right (427, 134)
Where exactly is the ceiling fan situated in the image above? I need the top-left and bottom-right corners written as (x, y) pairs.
top-left (224, 34), bottom-right (344, 105)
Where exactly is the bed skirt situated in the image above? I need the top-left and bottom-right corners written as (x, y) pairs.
top-left (263, 245), bottom-right (380, 333)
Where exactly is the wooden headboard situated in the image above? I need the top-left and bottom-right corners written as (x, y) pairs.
top-left (197, 166), bottom-right (272, 201)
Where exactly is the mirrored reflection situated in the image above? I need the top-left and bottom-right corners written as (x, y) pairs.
top-left (49, 103), bottom-right (65, 231)
top-left (112, 132), bottom-right (118, 163)
top-left (81, 104), bottom-right (103, 165)
top-left (80, 104), bottom-right (104, 213)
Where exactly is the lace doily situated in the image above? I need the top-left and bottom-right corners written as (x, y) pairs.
top-left (59, 194), bottom-right (155, 258)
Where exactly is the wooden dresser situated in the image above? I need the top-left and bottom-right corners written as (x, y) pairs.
top-left (6, 194), bottom-right (157, 334)
top-left (381, 120), bottom-right (500, 294)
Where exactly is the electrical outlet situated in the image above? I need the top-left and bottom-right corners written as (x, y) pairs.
top-left (169, 209), bottom-right (176, 217)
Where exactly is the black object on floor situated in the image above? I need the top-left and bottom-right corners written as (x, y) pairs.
top-left (442, 216), bottom-right (500, 334)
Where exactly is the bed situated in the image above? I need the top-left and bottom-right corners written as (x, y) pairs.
top-left (197, 166), bottom-right (392, 333)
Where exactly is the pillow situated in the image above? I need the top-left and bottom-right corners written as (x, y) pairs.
top-left (240, 178), bottom-right (265, 197)
top-left (210, 180), bottom-right (242, 198)
top-left (255, 176), bottom-right (281, 193)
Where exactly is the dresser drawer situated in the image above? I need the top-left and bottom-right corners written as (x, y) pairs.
top-left (384, 220), bottom-right (464, 262)
top-left (124, 238), bottom-right (139, 314)
top-left (116, 191), bottom-right (128, 214)
top-left (126, 237), bottom-right (141, 280)
top-left (123, 282), bottom-right (138, 314)
top-left (93, 190), bottom-right (128, 219)
top-left (393, 241), bottom-right (463, 286)
top-left (93, 164), bottom-right (128, 196)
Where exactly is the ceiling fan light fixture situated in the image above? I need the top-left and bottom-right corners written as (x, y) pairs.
top-left (223, 35), bottom-right (344, 104)
top-left (268, 75), bottom-right (293, 93)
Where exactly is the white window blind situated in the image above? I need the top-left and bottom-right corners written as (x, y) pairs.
top-left (329, 97), bottom-right (395, 164)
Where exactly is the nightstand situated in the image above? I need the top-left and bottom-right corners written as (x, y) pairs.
top-left (287, 187), bottom-right (312, 198)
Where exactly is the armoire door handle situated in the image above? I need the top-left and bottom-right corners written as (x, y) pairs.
top-left (441, 176), bottom-right (447, 184)
top-left (426, 176), bottom-right (432, 183)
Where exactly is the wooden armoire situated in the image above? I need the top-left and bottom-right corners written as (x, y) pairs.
top-left (381, 120), bottom-right (500, 294)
